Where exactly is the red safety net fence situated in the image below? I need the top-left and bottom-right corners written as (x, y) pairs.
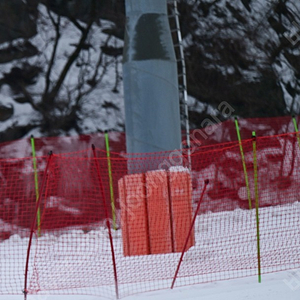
top-left (1, 116), bottom-right (300, 299)
top-left (0, 115), bottom-right (297, 159)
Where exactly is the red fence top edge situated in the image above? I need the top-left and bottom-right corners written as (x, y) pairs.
top-left (0, 115), bottom-right (299, 160)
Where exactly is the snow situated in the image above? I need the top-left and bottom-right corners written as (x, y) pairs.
top-left (168, 166), bottom-right (189, 173)
top-left (1, 272), bottom-right (300, 300)
top-left (0, 3), bottom-right (125, 137)
top-left (1, 202), bottom-right (300, 299)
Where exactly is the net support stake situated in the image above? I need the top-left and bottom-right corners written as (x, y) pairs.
top-left (171, 179), bottom-right (209, 289)
top-left (252, 132), bottom-right (261, 283)
top-left (105, 131), bottom-right (117, 230)
top-left (92, 144), bottom-right (119, 299)
top-left (30, 135), bottom-right (41, 236)
top-left (292, 115), bottom-right (300, 149)
top-left (235, 117), bottom-right (252, 210)
top-left (24, 151), bottom-right (53, 298)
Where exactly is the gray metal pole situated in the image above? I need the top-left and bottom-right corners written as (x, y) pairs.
top-left (123, 0), bottom-right (181, 157)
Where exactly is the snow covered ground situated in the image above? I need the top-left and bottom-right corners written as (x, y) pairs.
top-left (1, 270), bottom-right (300, 300)
top-left (1, 201), bottom-right (300, 299)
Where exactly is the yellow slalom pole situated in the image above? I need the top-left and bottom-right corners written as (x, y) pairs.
top-left (292, 115), bottom-right (300, 149)
top-left (252, 131), bottom-right (261, 283)
top-left (30, 135), bottom-right (41, 236)
top-left (105, 131), bottom-right (117, 230)
top-left (235, 117), bottom-right (252, 209)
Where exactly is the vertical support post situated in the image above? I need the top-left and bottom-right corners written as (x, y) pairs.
top-left (171, 179), bottom-right (209, 289)
top-left (30, 135), bottom-right (41, 236)
top-left (123, 0), bottom-right (182, 155)
top-left (92, 145), bottom-right (119, 299)
top-left (235, 117), bottom-right (252, 209)
top-left (104, 131), bottom-right (117, 230)
top-left (252, 131), bottom-right (261, 283)
top-left (23, 151), bottom-right (53, 300)
top-left (292, 115), bottom-right (300, 149)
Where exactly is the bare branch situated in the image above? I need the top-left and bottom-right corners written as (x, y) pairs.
top-left (44, 6), bottom-right (61, 95)
top-left (68, 16), bottom-right (86, 33)
top-left (112, 56), bottom-right (120, 93)
top-left (43, 0), bottom-right (97, 105)
top-left (18, 83), bottom-right (39, 111)
top-left (87, 34), bottom-right (112, 87)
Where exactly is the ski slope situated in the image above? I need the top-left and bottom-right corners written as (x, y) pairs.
top-left (1, 202), bottom-right (300, 299)
top-left (1, 270), bottom-right (300, 300)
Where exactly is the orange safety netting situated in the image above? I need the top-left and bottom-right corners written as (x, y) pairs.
top-left (1, 116), bottom-right (300, 299)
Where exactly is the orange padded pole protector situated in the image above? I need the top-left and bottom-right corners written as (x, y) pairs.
top-left (118, 178), bottom-right (129, 256)
top-left (146, 170), bottom-right (172, 254)
top-left (119, 168), bottom-right (194, 256)
top-left (168, 167), bottom-right (194, 252)
top-left (118, 174), bottom-right (149, 256)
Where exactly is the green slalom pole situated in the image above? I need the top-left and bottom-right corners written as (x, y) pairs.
top-left (31, 135), bottom-right (41, 236)
top-left (292, 115), bottom-right (300, 149)
top-left (252, 131), bottom-right (261, 283)
top-left (235, 117), bottom-right (252, 209)
top-left (104, 131), bottom-right (117, 230)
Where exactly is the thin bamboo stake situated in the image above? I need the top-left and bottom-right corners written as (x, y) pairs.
top-left (92, 144), bottom-right (119, 298)
top-left (105, 131), bottom-right (117, 230)
top-left (252, 131), bottom-right (261, 283)
top-left (24, 151), bottom-right (53, 300)
top-left (235, 117), bottom-right (252, 209)
top-left (171, 179), bottom-right (209, 289)
top-left (292, 115), bottom-right (300, 149)
top-left (30, 135), bottom-right (41, 236)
